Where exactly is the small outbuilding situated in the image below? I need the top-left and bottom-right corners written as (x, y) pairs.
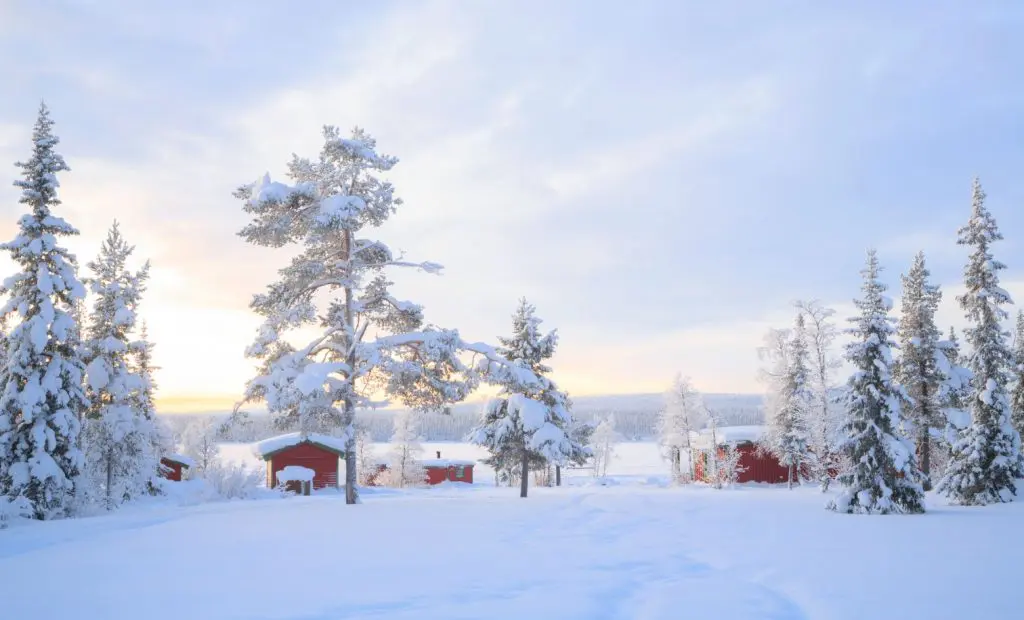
top-left (253, 432), bottom-right (348, 491)
top-left (691, 425), bottom-right (791, 484)
top-left (421, 451), bottom-right (475, 484)
top-left (159, 454), bottom-right (195, 482)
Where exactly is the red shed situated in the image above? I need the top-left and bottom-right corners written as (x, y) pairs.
top-left (253, 432), bottom-right (348, 491)
top-left (692, 426), bottom-right (791, 484)
top-left (421, 453), bottom-right (475, 485)
top-left (159, 454), bottom-right (194, 482)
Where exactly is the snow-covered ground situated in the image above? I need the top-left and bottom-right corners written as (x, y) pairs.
top-left (2, 444), bottom-right (1022, 619)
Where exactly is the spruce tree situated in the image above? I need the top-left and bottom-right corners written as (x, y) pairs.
top-left (764, 313), bottom-right (812, 489)
top-left (828, 250), bottom-right (925, 514)
top-left (896, 251), bottom-right (944, 490)
top-left (939, 179), bottom-right (1024, 505)
top-left (471, 299), bottom-right (575, 498)
top-left (1010, 311), bottom-right (1024, 440)
top-left (0, 104), bottom-right (87, 519)
top-left (81, 222), bottom-right (158, 507)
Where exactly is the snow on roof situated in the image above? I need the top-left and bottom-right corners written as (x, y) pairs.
top-left (163, 453), bottom-right (195, 467)
top-left (693, 425), bottom-right (766, 448)
top-left (252, 432), bottom-right (348, 459)
top-left (276, 465), bottom-right (315, 483)
top-left (419, 459), bottom-right (476, 468)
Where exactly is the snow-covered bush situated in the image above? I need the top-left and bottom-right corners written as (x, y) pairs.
top-left (200, 460), bottom-right (268, 501)
top-left (0, 496), bottom-right (32, 529)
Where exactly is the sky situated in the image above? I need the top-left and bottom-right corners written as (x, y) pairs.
top-left (2, 1), bottom-right (1024, 412)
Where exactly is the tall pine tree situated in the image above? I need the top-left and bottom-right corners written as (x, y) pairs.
top-left (896, 251), bottom-right (944, 490)
top-left (0, 104), bottom-right (87, 519)
top-left (81, 222), bottom-right (158, 507)
top-left (471, 299), bottom-right (576, 498)
top-left (1010, 311), bottom-right (1024, 440)
top-left (939, 178), bottom-right (1024, 505)
top-left (828, 250), bottom-right (925, 515)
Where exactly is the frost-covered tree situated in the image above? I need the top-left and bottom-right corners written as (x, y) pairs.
top-left (471, 299), bottom-right (574, 498)
top-left (763, 314), bottom-right (812, 489)
top-left (939, 179), bottom-right (1024, 505)
top-left (896, 251), bottom-right (945, 490)
top-left (659, 374), bottom-right (705, 482)
top-left (354, 423), bottom-right (379, 485)
top-left (387, 409), bottom-right (424, 487)
top-left (828, 250), bottom-right (925, 515)
top-left (795, 300), bottom-right (842, 490)
top-left (590, 416), bottom-right (619, 478)
top-left (81, 222), bottom-right (158, 508)
top-left (180, 417), bottom-right (219, 474)
top-left (1010, 311), bottom-right (1024, 440)
top-left (0, 104), bottom-right (87, 519)
top-left (237, 127), bottom-right (555, 504)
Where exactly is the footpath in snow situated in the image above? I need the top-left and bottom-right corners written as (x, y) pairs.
top-left (1, 481), bottom-right (1022, 620)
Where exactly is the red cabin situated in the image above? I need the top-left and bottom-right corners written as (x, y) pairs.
top-left (421, 454), bottom-right (475, 485)
top-left (253, 433), bottom-right (348, 491)
top-left (692, 426), bottom-right (791, 484)
top-left (159, 454), bottom-right (194, 482)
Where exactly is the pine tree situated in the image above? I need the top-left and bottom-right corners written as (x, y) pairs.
top-left (939, 179), bottom-right (1024, 505)
top-left (658, 374), bottom-right (705, 482)
top-left (764, 314), bottom-right (812, 489)
top-left (81, 222), bottom-right (159, 507)
top-left (828, 250), bottom-right (925, 515)
top-left (238, 127), bottom-right (550, 504)
top-left (896, 251), bottom-right (944, 490)
top-left (471, 299), bottom-right (574, 498)
top-left (1010, 311), bottom-right (1024, 440)
top-left (0, 104), bottom-right (88, 519)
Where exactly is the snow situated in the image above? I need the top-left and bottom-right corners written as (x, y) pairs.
top-left (692, 425), bottom-right (766, 448)
top-left (163, 453), bottom-right (195, 468)
top-left (276, 465), bottom-right (315, 484)
top-left (251, 432), bottom-right (348, 458)
top-left (419, 459), bottom-right (476, 467)
top-left (2, 454), bottom-right (1023, 619)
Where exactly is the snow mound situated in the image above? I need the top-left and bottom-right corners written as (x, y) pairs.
top-left (276, 466), bottom-right (315, 484)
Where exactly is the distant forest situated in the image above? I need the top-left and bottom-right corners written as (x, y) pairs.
top-left (161, 393), bottom-right (766, 443)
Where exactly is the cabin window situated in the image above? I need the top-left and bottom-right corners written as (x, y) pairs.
top-left (455, 466), bottom-right (465, 479)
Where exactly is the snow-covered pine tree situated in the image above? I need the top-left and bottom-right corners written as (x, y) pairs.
top-left (658, 373), bottom-right (705, 482)
top-left (795, 300), bottom-right (842, 491)
top-left (939, 179), bottom-right (1024, 505)
top-left (896, 251), bottom-right (945, 490)
top-left (471, 299), bottom-right (574, 498)
top-left (387, 409), bottom-right (424, 487)
top-left (827, 249), bottom-right (925, 515)
top-left (763, 314), bottom-right (812, 489)
top-left (238, 127), bottom-right (554, 504)
top-left (0, 104), bottom-right (88, 519)
top-left (81, 222), bottom-right (159, 508)
top-left (1010, 311), bottom-right (1024, 440)
top-left (590, 416), bottom-right (620, 478)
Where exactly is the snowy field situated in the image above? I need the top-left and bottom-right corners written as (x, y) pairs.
top-left (1, 444), bottom-right (1023, 619)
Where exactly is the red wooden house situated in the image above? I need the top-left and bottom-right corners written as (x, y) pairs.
top-left (253, 432), bottom-right (348, 490)
top-left (159, 454), bottom-right (194, 482)
top-left (421, 455), bottom-right (475, 485)
top-left (691, 426), bottom-right (791, 484)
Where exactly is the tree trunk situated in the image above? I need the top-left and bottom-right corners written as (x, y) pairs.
top-left (105, 449), bottom-right (113, 508)
top-left (343, 228), bottom-right (358, 505)
top-left (555, 465), bottom-right (561, 486)
top-left (787, 463), bottom-right (793, 490)
top-left (519, 449), bottom-right (529, 498)
top-left (919, 426), bottom-right (932, 491)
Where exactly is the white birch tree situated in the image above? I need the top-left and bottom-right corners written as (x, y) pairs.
top-left (387, 408), bottom-right (425, 487)
top-left (590, 416), bottom-right (620, 478)
top-left (795, 299), bottom-right (842, 490)
top-left (658, 373), bottom-right (705, 482)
